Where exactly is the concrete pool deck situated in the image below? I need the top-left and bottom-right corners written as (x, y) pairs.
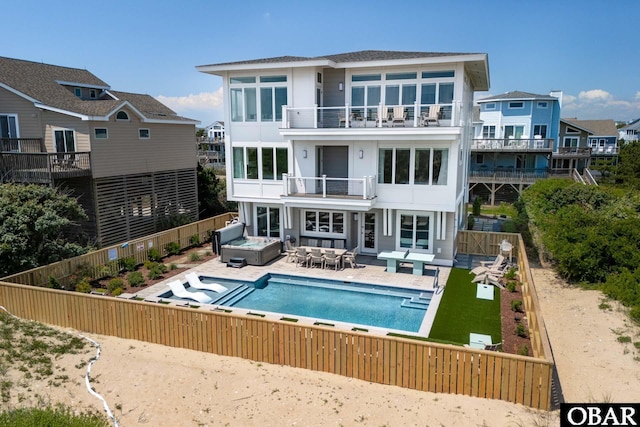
top-left (134, 252), bottom-right (451, 337)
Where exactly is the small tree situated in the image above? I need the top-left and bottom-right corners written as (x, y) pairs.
top-left (472, 196), bottom-right (482, 216)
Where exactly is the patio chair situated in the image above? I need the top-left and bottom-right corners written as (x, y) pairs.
top-left (343, 245), bottom-right (359, 268)
top-left (309, 248), bottom-right (324, 269)
top-left (295, 247), bottom-right (310, 268)
top-left (484, 342), bottom-right (502, 351)
top-left (391, 106), bottom-right (406, 127)
top-left (421, 104), bottom-right (440, 126)
top-left (167, 280), bottom-right (213, 304)
top-left (324, 252), bottom-right (342, 271)
top-left (472, 273), bottom-right (504, 289)
top-left (185, 272), bottom-right (228, 293)
top-left (284, 239), bottom-right (297, 263)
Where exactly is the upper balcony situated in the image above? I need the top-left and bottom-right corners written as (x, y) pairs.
top-left (471, 138), bottom-right (554, 152)
top-left (590, 146), bottom-right (619, 156)
top-left (552, 147), bottom-right (591, 158)
top-left (1, 138), bottom-right (92, 184)
top-left (280, 102), bottom-right (463, 136)
top-left (281, 174), bottom-right (377, 211)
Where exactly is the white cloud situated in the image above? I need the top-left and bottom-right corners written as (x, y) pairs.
top-left (578, 89), bottom-right (613, 102)
top-left (156, 87), bottom-right (223, 111)
top-left (562, 89), bottom-right (640, 121)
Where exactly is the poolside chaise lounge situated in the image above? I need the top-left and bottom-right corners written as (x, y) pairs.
top-left (185, 272), bottom-right (228, 293)
top-left (167, 280), bottom-right (213, 304)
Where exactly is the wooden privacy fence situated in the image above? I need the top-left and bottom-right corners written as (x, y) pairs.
top-left (0, 280), bottom-right (553, 410)
top-left (1, 212), bottom-right (237, 287)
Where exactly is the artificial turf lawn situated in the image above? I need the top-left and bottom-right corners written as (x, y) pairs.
top-left (428, 267), bottom-right (502, 345)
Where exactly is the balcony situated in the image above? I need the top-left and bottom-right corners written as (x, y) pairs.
top-left (281, 102), bottom-right (462, 130)
top-left (0, 151), bottom-right (92, 184)
top-left (552, 147), bottom-right (591, 158)
top-left (281, 174), bottom-right (377, 210)
top-left (471, 138), bottom-right (553, 152)
top-left (469, 168), bottom-right (549, 184)
top-left (590, 146), bottom-right (619, 155)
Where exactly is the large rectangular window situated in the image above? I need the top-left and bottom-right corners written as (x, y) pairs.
top-left (303, 210), bottom-right (346, 237)
top-left (533, 125), bottom-right (547, 138)
top-left (414, 149), bottom-right (430, 185)
top-left (395, 149), bottom-right (410, 184)
top-left (276, 147), bottom-right (288, 179)
top-left (54, 129), bottom-right (75, 152)
top-left (233, 147), bottom-right (245, 178)
top-left (260, 147), bottom-right (288, 180)
top-left (262, 147), bottom-right (274, 180)
top-left (246, 147), bottom-right (258, 179)
top-left (504, 125), bottom-right (524, 139)
top-left (0, 115), bottom-right (18, 139)
top-left (433, 149), bottom-right (448, 185)
top-left (482, 125), bottom-right (496, 138)
top-left (381, 147), bottom-right (449, 186)
top-left (378, 148), bottom-right (393, 184)
top-left (399, 214), bottom-right (431, 250)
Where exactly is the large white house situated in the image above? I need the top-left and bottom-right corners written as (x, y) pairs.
top-left (197, 50), bottom-right (490, 266)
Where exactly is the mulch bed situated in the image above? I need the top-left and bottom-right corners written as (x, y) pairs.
top-left (94, 243), bottom-right (218, 295)
top-left (500, 280), bottom-right (533, 356)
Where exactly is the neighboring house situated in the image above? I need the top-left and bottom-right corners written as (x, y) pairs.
top-left (619, 118), bottom-right (640, 142)
top-left (0, 57), bottom-right (199, 247)
top-left (197, 50), bottom-right (490, 266)
top-left (561, 118), bottom-right (619, 166)
top-left (470, 91), bottom-right (588, 204)
top-left (198, 121), bottom-right (225, 167)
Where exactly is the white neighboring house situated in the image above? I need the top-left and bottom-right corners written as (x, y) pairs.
top-left (197, 50), bottom-right (490, 266)
top-left (619, 118), bottom-right (640, 142)
top-left (198, 121), bottom-right (225, 167)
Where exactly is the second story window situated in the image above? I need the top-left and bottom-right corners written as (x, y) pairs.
top-left (230, 75), bottom-right (288, 122)
top-left (533, 125), bottom-right (547, 138)
top-left (139, 129), bottom-right (150, 139)
top-left (116, 111), bottom-right (129, 121)
top-left (94, 128), bottom-right (108, 139)
top-left (482, 125), bottom-right (496, 139)
top-left (508, 101), bottom-right (524, 109)
top-left (378, 147), bottom-right (448, 186)
top-left (74, 88), bottom-right (82, 98)
top-left (54, 129), bottom-right (76, 152)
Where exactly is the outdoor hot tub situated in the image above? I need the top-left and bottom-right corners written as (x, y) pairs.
top-left (213, 223), bottom-right (281, 266)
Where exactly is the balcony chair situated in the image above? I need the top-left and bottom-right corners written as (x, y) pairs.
top-left (324, 252), bottom-right (342, 271)
top-left (391, 106), bottom-right (406, 127)
top-left (421, 104), bottom-right (441, 127)
top-left (375, 105), bottom-right (390, 127)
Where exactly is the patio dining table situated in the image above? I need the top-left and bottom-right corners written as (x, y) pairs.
top-left (297, 247), bottom-right (347, 267)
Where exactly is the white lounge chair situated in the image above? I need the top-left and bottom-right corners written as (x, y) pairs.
top-left (167, 280), bottom-right (213, 304)
top-left (185, 272), bottom-right (227, 293)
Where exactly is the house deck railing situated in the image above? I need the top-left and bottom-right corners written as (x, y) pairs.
top-left (553, 147), bottom-right (591, 157)
top-left (283, 174), bottom-right (376, 200)
top-left (282, 102), bottom-right (462, 129)
top-left (471, 138), bottom-right (553, 151)
top-left (0, 151), bottom-right (92, 183)
top-left (591, 146), bottom-right (619, 155)
top-left (0, 137), bottom-right (44, 152)
top-left (469, 168), bottom-right (548, 183)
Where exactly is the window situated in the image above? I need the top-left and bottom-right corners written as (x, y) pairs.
top-left (257, 206), bottom-right (280, 238)
top-left (0, 114), bottom-right (19, 150)
top-left (233, 147), bottom-right (245, 178)
top-left (484, 103), bottom-right (496, 110)
top-left (261, 147), bottom-right (288, 180)
top-left (566, 126), bottom-right (580, 134)
top-left (230, 76), bottom-right (256, 84)
top-left (74, 88), bottom-right (82, 98)
top-left (94, 128), bottom-right (108, 139)
top-left (482, 125), bottom-right (496, 138)
top-left (508, 101), bottom-right (524, 109)
top-left (398, 213), bottom-right (432, 251)
top-left (230, 75), bottom-right (286, 122)
top-left (563, 137), bottom-right (579, 148)
top-left (230, 87), bottom-right (256, 122)
top-left (387, 72), bottom-right (417, 80)
top-left (260, 86), bottom-right (287, 121)
top-left (537, 101), bottom-right (548, 108)
top-left (303, 210), bottom-right (346, 237)
top-left (317, 72), bottom-right (322, 83)
top-left (504, 125), bottom-right (524, 139)
top-left (380, 147), bottom-right (449, 186)
top-left (139, 128), bottom-right (150, 139)
top-left (421, 70), bottom-right (454, 79)
top-left (90, 89), bottom-right (97, 99)
top-left (247, 147), bottom-right (258, 178)
top-left (476, 154), bottom-right (484, 164)
top-left (533, 125), bottom-right (547, 138)
top-left (54, 129), bottom-right (76, 152)
top-left (352, 74), bottom-right (381, 82)
top-left (116, 111), bottom-right (129, 120)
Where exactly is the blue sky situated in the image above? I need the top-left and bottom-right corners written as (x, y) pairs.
top-left (4, 0), bottom-right (639, 126)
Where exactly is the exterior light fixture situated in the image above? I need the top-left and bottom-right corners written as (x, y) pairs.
top-left (338, 82), bottom-right (344, 91)
top-left (358, 150), bottom-right (363, 159)
top-left (302, 149), bottom-right (307, 158)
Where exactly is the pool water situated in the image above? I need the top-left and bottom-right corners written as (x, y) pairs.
top-left (196, 274), bottom-right (432, 333)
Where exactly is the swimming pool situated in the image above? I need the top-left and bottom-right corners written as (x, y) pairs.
top-left (161, 273), bottom-right (432, 334)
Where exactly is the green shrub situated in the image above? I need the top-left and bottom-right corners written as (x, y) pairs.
top-left (111, 287), bottom-right (123, 297)
top-left (205, 251), bottom-right (213, 257)
top-left (169, 263), bottom-right (178, 270)
top-left (0, 406), bottom-right (110, 426)
top-left (511, 299), bottom-right (523, 312)
top-left (506, 281), bottom-right (517, 292)
top-left (190, 234), bottom-right (200, 246)
top-left (147, 263), bottom-right (167, 280)
top-left (189, 252), bottom-right (201, 262)
top-left (517, 344), bottom-right (529, 356)
top-left (147, 247), bottom-right (162, 262)
top-left (73, 263), bottom-right (94, 282)
top-left (515, 323), bottom-right (528, 338)
top-left (48, 275), bottom-right (61, 289)
top-left (630, 306), bottom-right (640, 324)
top-left (95, 265), bottom-right (113, 279)
top-left (504, 267), bottom-right (517, 280)
top-left (107, 278), bottom-right (124, 294)
top-left (472, 196), bottom-right (482, 216)
top-left (119, 257), bottom-right (137, 272)
top-left (127, 271), bottom-right (145, 287)
top-left (617, 336), bottom-right (631, 343)
top-left (75, 280), bottom-right (91, 293)
top-left (467, 214), bottom-right (475, 230)
top-left (164, 241), bottom-right (181, 256)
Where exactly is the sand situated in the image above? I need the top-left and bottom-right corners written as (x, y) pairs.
top-left (16, 267), bottom-right (640, 426)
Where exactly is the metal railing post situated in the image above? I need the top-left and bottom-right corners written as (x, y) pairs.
top-left (313, 104), bottom-right (318, 129)
top-left (345, 104), bottom-right (350, 128)
top-left (413, 102), bottom-right (419, 127)
top-left (281, 105), bottom-right (288, 128)
top-left (282, 173), bottom-right (289, 196)
top-left (322, 175), bottom-right (327, 197)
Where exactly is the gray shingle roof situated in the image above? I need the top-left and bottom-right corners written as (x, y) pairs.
top-left (477, 91), bottom-right (556, 102)
top-left (0, 56), bottom-right (195, 122)
top-left (562, 118), bottom-right (618, 137)
top-left (199, 50), bottom-right (482, 68)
